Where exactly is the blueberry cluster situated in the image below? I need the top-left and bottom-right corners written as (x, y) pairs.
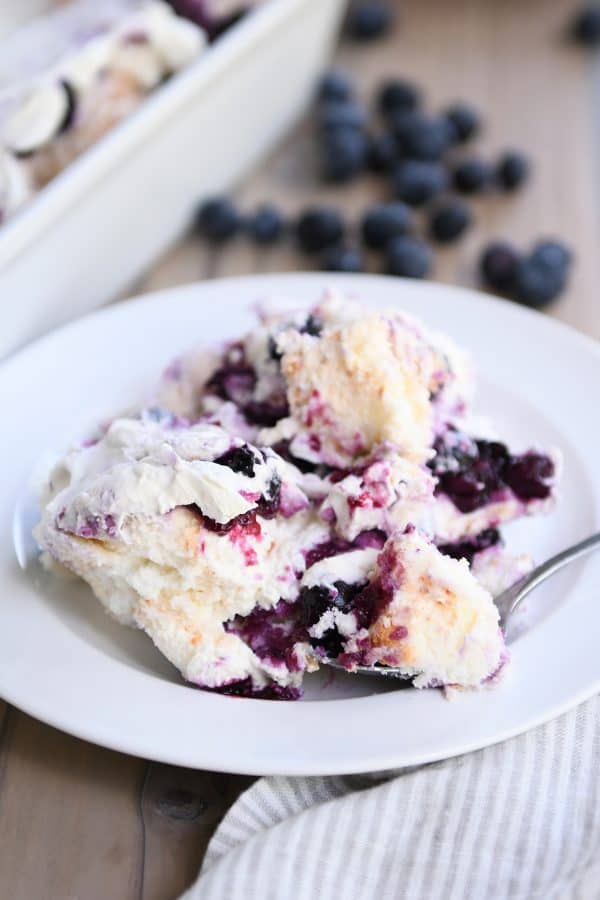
top-left (480, 239), bottom-right (573, 308)
top-left (192, 17), bottom-right (573, 308)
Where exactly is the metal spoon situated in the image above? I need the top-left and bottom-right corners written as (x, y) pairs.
top-left (322, 532), bottom-right (600, 680)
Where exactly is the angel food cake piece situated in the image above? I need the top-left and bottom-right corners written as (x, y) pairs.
top-left (35, 413), bottom-right (330, 696)
top-left (0, 2), bottom-right (206, 220)
top-left (36, 291), bottom-right (560, 697)
top-left (299, 529), bottom-right (506, 688)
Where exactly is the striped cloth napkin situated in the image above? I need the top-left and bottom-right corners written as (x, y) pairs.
top-left (182, 694), bottom-right (600, 900)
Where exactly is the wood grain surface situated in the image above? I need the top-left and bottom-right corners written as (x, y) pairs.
top-left (1, 1), bottom-right (599, 898)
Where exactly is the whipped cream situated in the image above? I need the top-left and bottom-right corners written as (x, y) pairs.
top-left (43, 416), bottom-right (286, 534)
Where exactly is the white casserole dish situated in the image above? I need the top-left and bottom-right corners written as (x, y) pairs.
top-left (0, 0), bottom-right (346, 357)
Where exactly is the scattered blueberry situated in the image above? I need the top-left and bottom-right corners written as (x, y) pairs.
top-left (361, 202), bottom-right (412, 249)
top-left (245, 204), bottom-right (285, 244)
top-left (385, 234), bottom-right (433, 278)
top-left (320, 245), bottom-right (364, 272)
top-left (195, 196), bottom-right (240, 242)
top-left (317, 69), bottom-right (354, 103)
top-left (530, 239), bottom-right (572, 275)
top-left (497, 151), bottom-right (530, 190)
top-left (391, 159), bottom-right (448, 205)
top-left (453, 157), bottom-right (493, 194)
top-left (296, 207), bottom-right (345, 253)
top-left (346, 2), bottom-right (392, 41)
top-left (377, 78), bottom-right (421, 119)
top-left (367, 132), bottom-right (398, 172)
top-left (392, 111), bottom-right (453, 161)
top-left (480, 241), bottom-right (521, 293)
top-left (320, 128), bottom-right (368, 182)
top-left (512, 258), bottom-right (566, 308)
top-left (318, 100), bottom-right (367, 131)
top-left (429, 199), bottom-right (472, 242)
top-left (570, 4), bottom-right (600, 45)
top-left (444, 103), bottom-right (481, 143)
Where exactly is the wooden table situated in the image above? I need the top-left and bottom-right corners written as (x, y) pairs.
top-left (1, 1), bottom-right (599, 897)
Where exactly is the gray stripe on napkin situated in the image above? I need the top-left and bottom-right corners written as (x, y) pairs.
top-left (182, 694), bottom-right (600, 900)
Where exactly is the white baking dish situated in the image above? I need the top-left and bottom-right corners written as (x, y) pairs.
top-left (0, 0), bottom-right (346, 358)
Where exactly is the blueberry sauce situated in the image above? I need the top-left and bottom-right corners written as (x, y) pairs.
top-left (214, 444), bottom-right (258, 477)
top-left (300, 314), bottom-right (323, 337)
top-left (199, 677), bottom-right (302, 700)
top-left (303, 529), bottom-right (385, 568)
top-left (271, 440), bottom-right (330, 475)
top-left (187, 473), bottom-right (281, 536)
top-left (206, 344), bottom-right (289, 427)
top-left (437, 528), bottom-right (501, 564)
top-left (429, 435), bottom-right (554, 513)
top-left (226, 599), bottom-right (306, 671)
top-left (297, 534), bottom-right (393, 660)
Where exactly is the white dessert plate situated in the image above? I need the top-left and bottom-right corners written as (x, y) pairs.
top-left (1, 273), bottom-right (599, 775)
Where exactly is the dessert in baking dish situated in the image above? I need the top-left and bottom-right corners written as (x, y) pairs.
top-left (35, 291), bottom-right (559, 697)
top-left (0, 0), bottom-right (266, 223)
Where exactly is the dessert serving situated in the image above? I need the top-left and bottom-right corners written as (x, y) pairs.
top-left (35, 290), bottom-right (559, 698)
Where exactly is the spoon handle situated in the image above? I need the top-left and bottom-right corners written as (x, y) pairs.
top-left (498, 531), bottom-right (600, 627)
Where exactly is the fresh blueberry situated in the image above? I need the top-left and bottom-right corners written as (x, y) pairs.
top-left (320, 128), bottom-right (368, 182)
top-left (453, 158), bottom-right (493, 194)
top-left (377, 78), bottom-right (421, 119)
top-left (480, 241), bottom-right (521, 293)
top-left (346, 2), bottom-right (392, 41)
top-left (385, 234), bottom-right (433, 278)
top-left (392, 111), bottom-right (453, 161)
top-left (320, 245), bottom-right (364, 272)
top-left (530, 240), bottom-right (572, 275)
top-left (317, 69), bottom-right (354, 103)
top-left (391, 159), bottom-right (448, 205)
top-left (361, 202), bottom-right (412, 249)
top-left (245, 204), bottom-right (285, 244)
top-left (443, 103), bottom-right (481, 143)
top-left (296, 207), bottom-right (345, 253)
top-left (571, 4), bottom-right (600, 45)
top-left (497, 151), bottom-right (530, 190)
top-left (512, 259), bottom-right (566, 308)
top-left (367, 132), bottom-right (398, 172)
top-left (318, 100), bottom-right (367, 131)
top-left (429, 199), bottom-right (472, 242)
top-left (195, 196), bottom-right (240, 242)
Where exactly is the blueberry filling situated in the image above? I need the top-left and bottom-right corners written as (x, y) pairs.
top-left (206, 346), bottom-right (256, 405)
top-left (438, 527), bottom-right (501, 564)
top-left (243, 399), bottom-right (289, 427)
top-left (304, 530), bottom-right (385, 568)
top-left (206, 345), bottom-right (289, 427)
top-left (200, 677), bottom-right (302, 700)
top-left (215, 444), bottom-right (258, 477)
top-left (268, 335), bottom-right (283, 362)
top-left (187, 473), bottom-right (281, 533)
top-left (226, 600), bottom-right (306, 671)
top-left (255, 474), bottom-right (282, 519)
top-left (300, 314), bottom-right (323, 337)
top-left (194, 507), bottom-right (258, 535)
top-left (429, 435), bottom-right (554, 513)
top-left (271, 440), bottom-right (331, 475)
top-left (298, 580), bottom-right (366, 658)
